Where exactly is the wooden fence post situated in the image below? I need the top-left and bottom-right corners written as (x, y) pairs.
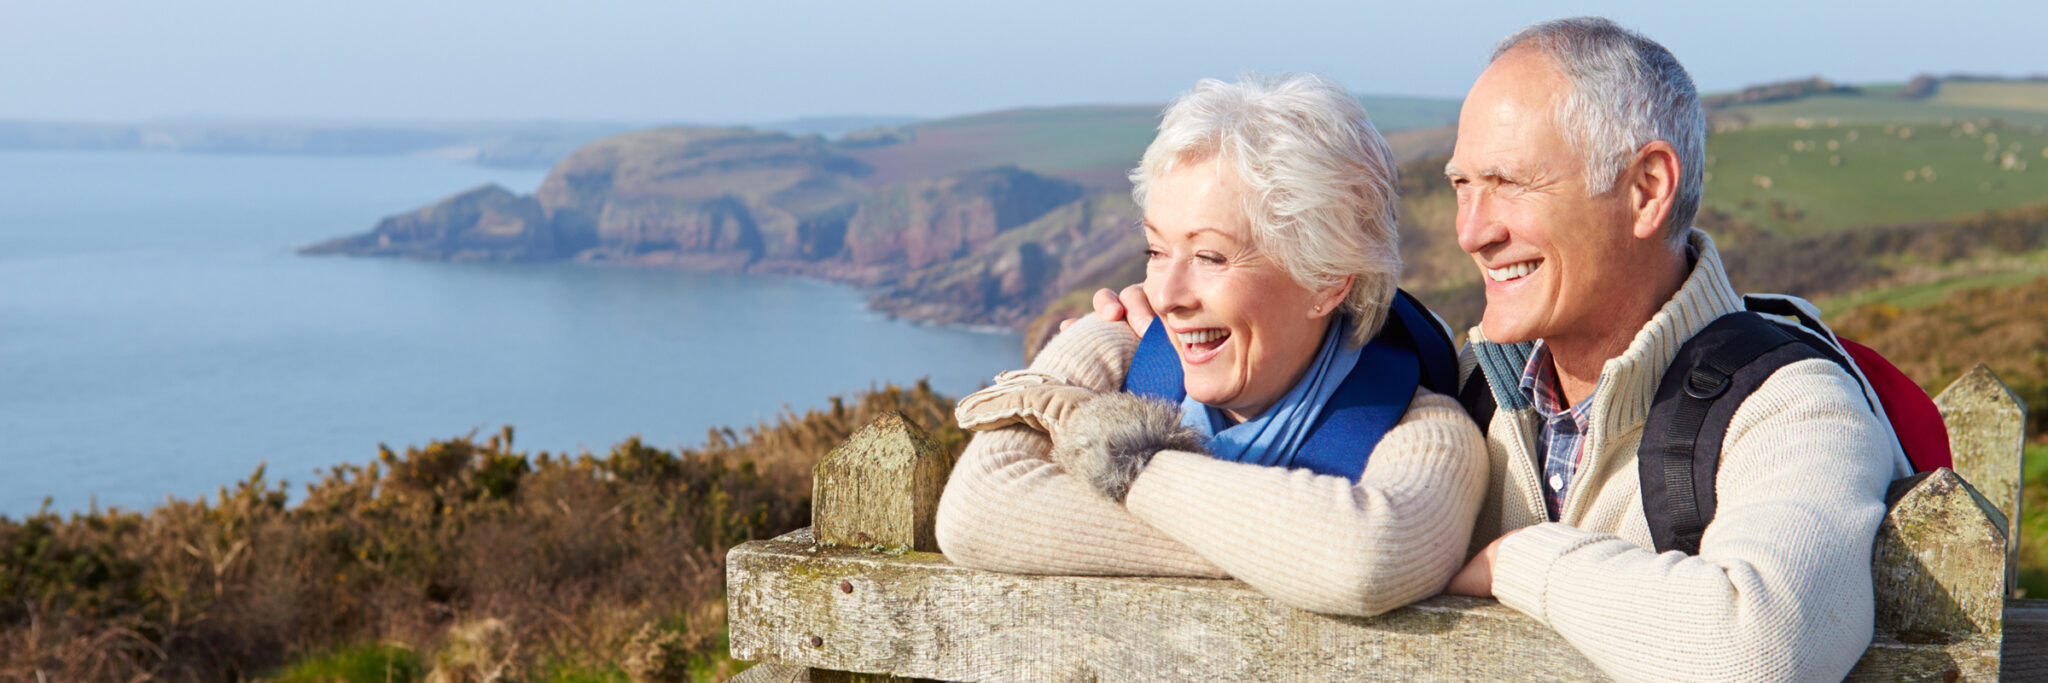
top-left (741, 411), bottom-right (947, 683)
top-left (1870, 470), bottom-right (2007, 638)
top-left (812, 411), bottom-right (949, 553)
top-left (1934, 363), bottom-right (2028, 596)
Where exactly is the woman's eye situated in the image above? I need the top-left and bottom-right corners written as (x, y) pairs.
top-left (1144, 247), bottom-right (1164, 260)
top-left (1197, 252), bottom-right (1226, 265)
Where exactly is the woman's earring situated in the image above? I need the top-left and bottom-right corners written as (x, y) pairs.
top-left (1313, 304), bottom-right (1323, 314)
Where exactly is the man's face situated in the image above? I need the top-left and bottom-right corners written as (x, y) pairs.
top-left (1445, 47), bottom-right (1640, 347)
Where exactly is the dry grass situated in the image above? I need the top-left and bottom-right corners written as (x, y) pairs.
top-left (0, 381), bottom-right (964, 682)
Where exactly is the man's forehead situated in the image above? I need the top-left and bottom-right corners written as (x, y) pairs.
top-left (1449, 53), bottom-right (1570, 172)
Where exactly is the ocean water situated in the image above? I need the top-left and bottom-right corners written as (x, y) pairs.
top-left (0, 150), bottom-right (1023, 517)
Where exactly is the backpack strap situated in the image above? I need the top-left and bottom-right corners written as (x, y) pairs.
top-left (1458, 368), bottom-right (1499, 436)
top-left (1388, 289), bottom-right (1460, 397)
top-left (1638, 311), bottom-right (1835, 554)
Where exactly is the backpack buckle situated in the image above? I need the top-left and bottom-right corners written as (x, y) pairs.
top-left (1685, 368), bottom-right (1731, 399)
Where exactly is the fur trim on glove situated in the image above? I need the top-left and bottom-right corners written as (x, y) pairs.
top-left (1050, 392), bottom-right (1207, 503)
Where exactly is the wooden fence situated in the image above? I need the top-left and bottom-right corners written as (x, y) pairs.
top-left (726, 364), bottom-right (2044, 681)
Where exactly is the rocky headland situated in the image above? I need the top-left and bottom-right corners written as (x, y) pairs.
top-left (301, 124), bottom-right (1148, 336)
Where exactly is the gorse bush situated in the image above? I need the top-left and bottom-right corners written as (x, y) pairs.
top-left (0, 380), bottom-right (965, 682)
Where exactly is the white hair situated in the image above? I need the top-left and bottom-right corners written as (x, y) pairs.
top-left (1494, 17), bottom-right (1706, 241)
top-left (1129, 73), bottom-right (1401, 345)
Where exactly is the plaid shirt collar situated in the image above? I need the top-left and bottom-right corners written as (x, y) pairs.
top-left (1518, 340), bottom-right (1594, 423)
top-left (1518, 339), bottom-right (1597, 521)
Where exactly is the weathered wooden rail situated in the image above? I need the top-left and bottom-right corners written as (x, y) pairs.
top-left (727, 365), bottom-right (2045, 681)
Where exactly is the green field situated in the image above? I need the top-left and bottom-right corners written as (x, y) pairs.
top-left (843, 94), bottom-right (1462, 190)
top-left (1701, 83), bottom-right (2048, 238)
top-left (1718, 81), bottom-right (2048, 128)
top-left (2023, 442), bottom-right (2047, 598)
top-left (1701, 119), bottom-right (2048, 235)
top-left (1931, 81), bottom-right (2048, 113)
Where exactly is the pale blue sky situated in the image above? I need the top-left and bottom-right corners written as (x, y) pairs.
top-left (2, 0), bottom-right (2040, 123)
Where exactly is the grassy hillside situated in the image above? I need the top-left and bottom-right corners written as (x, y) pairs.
top-left (843, 95), bottom-right (1462, 191)
top-left (1700, 119), bottom-right (2048, 236)
top-left (1714, 81), bottom-right (2048, 128)
top-left (846, 106), bottom-right (1160, 189)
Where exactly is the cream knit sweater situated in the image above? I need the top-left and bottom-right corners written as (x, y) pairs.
top-left (1471, 230), bottom-right (1908, 682)
top-left (935, 315), bottom-right (1488, 617)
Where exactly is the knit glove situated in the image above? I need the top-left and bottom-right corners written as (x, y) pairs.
top-left (1049, 392), bottom-right (1207, 503)
top-left (955, 370), bottom-right (1100, 434)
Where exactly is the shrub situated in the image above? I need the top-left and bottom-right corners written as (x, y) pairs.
top-left (0, 381), bottom-right (965, 681)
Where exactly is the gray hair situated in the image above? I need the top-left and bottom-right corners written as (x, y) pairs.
top-left (1494, 17), bottom-right (1705, 240)
top-left (1129, 73), bottom-right (1401, 345)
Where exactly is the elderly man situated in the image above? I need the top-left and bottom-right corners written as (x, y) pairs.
top-left (1084, 16), bottom-right (1908, 681)
top-left (1434, 17), bottom-right (1908, 681)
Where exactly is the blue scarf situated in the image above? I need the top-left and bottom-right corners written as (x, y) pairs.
top-left (1181, 315), bottom-right (1359, 468)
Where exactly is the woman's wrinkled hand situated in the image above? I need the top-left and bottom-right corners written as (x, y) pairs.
top-left (1049, 392), bottom-right (1205, 503)
top-left (1058, 285), bottom-right (1157, 338)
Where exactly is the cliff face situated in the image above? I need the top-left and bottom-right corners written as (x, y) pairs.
top-left (846, 167), bottom-right (1085, 270)
top-left (869, 192), bottom-right (1144, 329)
top-left (531, 127), bottom-right (872, 264)
top-left (305, 126), bottom-right (1102, 329)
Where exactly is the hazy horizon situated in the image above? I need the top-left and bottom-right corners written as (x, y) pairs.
top-left (4, 0), bottom-right (2042, 125)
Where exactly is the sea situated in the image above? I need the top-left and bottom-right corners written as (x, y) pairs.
top-left (0, 149), bottom-right (1023, 517)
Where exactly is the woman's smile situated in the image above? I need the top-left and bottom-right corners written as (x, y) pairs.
top-left (1174, 326), bottom-right (1230, 363)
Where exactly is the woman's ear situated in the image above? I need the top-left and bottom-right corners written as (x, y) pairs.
top-left (1309, 275), bottom-right (1353, 319)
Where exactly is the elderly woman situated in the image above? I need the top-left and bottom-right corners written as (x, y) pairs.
top-left (934, 74), bottom-right (1487, 617)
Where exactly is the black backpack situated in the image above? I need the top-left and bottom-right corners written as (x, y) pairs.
top-left (1457, 295), bottom-right (1931, 555)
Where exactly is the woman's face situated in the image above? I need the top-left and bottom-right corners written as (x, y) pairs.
top-left (1142, 160), bottom-right (1346, 422)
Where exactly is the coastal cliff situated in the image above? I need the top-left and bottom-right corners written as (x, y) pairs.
top-left (302, 125), bottom-right (1114, 330)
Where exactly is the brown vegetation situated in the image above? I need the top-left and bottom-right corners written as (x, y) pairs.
top-left (1718, 203), bottom-right (2048, 301)
top-left (1831, 277), bottom-right (2048, 438)
top-left (0, 382), bottom-right (965, 682)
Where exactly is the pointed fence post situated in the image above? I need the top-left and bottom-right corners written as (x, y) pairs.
top-left (812, 411), bottom-right (950, 553)
top-left (1870, 469), bottom-right (2008, 640)
top-left (1934, 363), bottom-right (2028, 596)
top-left (805, 412), bottom-right (949, 683)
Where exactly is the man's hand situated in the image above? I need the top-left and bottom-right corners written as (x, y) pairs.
top-left (1445, 532), bottom-right (1514, 597)
top-left (1059, 285), bottom-right (1155, 337)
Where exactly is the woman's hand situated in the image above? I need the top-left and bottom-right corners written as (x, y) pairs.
top-left (1059, 285), bottom-right (1156, 338)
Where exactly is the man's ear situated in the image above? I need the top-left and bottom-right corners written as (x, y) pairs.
top-left (1309, 275), bottom-right (1353, 319)
top-left (1626, 141), bottom-right (1682, 241)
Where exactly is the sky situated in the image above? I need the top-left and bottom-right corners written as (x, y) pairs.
top-left (2, 0), bottom-right (2042, 125)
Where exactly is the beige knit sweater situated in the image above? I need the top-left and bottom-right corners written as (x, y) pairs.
top-left (935, 315), bottom-right (1488, 617)
top-left (1471, 230), bottom-right (1909, 682)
